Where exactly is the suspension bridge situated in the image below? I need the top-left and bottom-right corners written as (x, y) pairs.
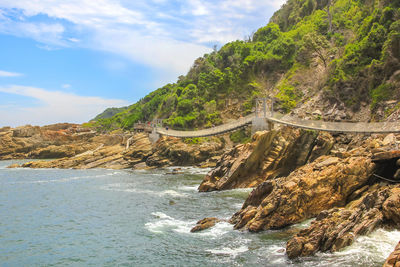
top-left (137, 98), bottom-right (400, 141)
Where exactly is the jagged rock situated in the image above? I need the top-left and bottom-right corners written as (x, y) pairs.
top-left (198, 127), bottom-right (334, 192)
top-left (230, 156), bottom-right (376, 232)
top-left (286, 184), bottom-right (400, 259)
top-left (28, 144), bottom-right (95, 158)
top-left (12, 125), bottom-right (41, 137)
top-left (122, 133), bottom-right (153, 164)
top-left (190, 217), bottom-right (222, 232)
top-left (372, 151), bottom-right (400, 162)
top-left (18, 145), bottom-right (129, 169)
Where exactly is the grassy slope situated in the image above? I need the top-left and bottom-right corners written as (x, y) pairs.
top-left (90, 0), bottom-right (400, 131)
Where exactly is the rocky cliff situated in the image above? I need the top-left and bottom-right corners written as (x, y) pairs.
top-left (198, 127), bottom-right (334, 192)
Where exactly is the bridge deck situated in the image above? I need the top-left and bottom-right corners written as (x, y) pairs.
top-left (156, 115), bottom-right (253, 138)
top-left (155, 112), bottom-right (400, 138)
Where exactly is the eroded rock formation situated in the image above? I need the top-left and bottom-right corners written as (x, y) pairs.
top-left (198, 127), bottom-right (334, 192)
top-left (5, 125), bottom-right (225, 169)
top-left (230, 155), bottom-right (376, 231)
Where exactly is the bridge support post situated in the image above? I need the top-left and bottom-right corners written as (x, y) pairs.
top-left (251, 117), bottom-right (271, 134)
top-left (149, 129), bottom-right (160, 144)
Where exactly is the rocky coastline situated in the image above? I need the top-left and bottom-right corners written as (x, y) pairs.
top-left (194, 127), bottom-right (400, 265)
top-left (1, 124), bottom-right (224, 169)
top-left (2, 123), bottom-right (400, 265)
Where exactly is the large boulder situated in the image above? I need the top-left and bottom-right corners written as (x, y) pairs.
top-left (230, 155), bottom-right (376, 231)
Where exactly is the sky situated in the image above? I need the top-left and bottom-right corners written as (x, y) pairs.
top-left (0, 0), bottom-right (284, 127)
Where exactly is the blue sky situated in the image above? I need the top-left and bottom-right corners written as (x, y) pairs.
top-left (0, 0), bottom-right (284, 127)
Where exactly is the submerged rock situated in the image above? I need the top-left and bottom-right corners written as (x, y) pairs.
top-left (198, 127), bottom-right (334, 192)
top-left (190, 217), bottom-right (222, 232)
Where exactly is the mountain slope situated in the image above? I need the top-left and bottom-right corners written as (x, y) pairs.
top-left (91, 0), bottom-right (400, 131)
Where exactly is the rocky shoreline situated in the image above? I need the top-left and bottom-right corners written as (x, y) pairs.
top-left (1, 124), bottom-right (224, 169)
top-left (2, 123), bottom-right (400, 265)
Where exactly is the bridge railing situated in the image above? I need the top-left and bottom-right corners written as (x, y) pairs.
top-left (156, 114), bottom-right (254, 138)
top-left (155, 111), bottom-right (400, 139)
top-left (269, 112), bottom-right (400, 133)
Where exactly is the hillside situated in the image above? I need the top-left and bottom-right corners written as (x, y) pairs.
top-left (93, 106), bottom-right (128, 121)
top-left (91, 0), bottom-right (400, 131)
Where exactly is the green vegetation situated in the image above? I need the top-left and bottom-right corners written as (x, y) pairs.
top-left (230, 129), bottom-right (252, 144)
top-left (91, 0), bottom-right (400, 131)
top-left (93, 107), bottom-right (128, 120)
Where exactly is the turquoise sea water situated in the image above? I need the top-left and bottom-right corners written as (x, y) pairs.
top-left (0, 160), bottom-right (398, 266)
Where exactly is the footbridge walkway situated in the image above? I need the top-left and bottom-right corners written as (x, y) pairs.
top-left (155, 112), bottom-right (400, 138)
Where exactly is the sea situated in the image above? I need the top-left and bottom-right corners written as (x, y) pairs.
top-left (0, 160), bottom-right (398, 266)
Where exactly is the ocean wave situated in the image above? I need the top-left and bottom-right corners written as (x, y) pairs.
top-left (145, 212), bottom-right (233, 237)
top-left (178, 185), bottom-right (199, 191)
top-left (102, 184), bottom-right (189, 197)
top-left (145, 212), bottom-right (195, 234)
top-left (194, 221), bottom-right (233, 238)
top-left (206, 245), bottom-right (248, 257)
top-left (307, 228), bottom-right (400, 267)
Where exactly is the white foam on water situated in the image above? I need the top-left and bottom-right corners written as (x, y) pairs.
top-left (336, 228), bottom-right (400, 258)
top-left (159, 190), bottom-right (188, 198)
top-left (145, 212), bottom-right (195, 234)
top-left (178, 185), bottom-right (199, 191)
top-left (102, 184), bottom-right (188, 197)
top-left (206, 245), bottom-right (249, 257)
top-left (165, 166), bottom-right (212, 175)
top-left (312, 228), bottom-right (400, 266)
top-left (101, 183), bottom-right (151, 194)
top-left (194, 221), bottom-right (233, 238)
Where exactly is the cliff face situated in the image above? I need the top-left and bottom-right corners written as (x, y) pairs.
top-left (198, 127), bottom-right (334, 192)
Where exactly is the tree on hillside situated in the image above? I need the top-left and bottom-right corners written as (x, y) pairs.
top-left (304, 32), bottom-right (330, 68)
top-left (325, 0), bottom-right (334, 33)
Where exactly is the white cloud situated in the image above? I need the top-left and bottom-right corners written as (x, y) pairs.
top-left (94, 27), bottom-right (211, 77)
top-left (0, 85), bottom-right (128, 127)
top-left (62, 84), bottom-right (71, 89)
top-left (0, 0), bottom-right (283, 78)
top-left (0, 70), bottom-right (23, 77)
top-left (0, 20), bottom-right (65, 46)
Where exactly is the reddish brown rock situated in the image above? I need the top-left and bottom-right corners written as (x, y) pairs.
top-left (190, 217), bottom-right (222, 232)
top-left (146, 136), bottom-right (224, 167)
top-left (230, 155), bottom-right (376, 232)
